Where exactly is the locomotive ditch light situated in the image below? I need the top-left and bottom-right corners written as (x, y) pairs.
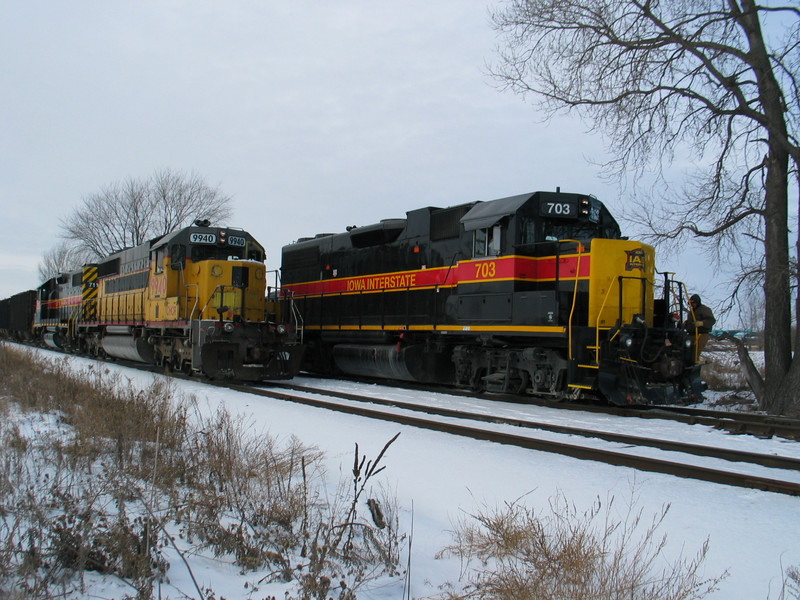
top-left (276, 324), bottom-right (287, 335)
top-left (224, 322), bottom-right (235, 333)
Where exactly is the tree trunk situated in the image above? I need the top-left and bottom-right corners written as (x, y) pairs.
top-left (774, 356), bottom-right (800, 416)
top-left (719, 333), bottom-right (765, 401)
top-left (738, 0), bottom-right (793, 413)
top-left (762, 149), bottom-right (792, 413)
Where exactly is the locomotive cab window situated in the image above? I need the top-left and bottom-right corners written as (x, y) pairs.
top-left (473, 225), bottom-right (502, 258)
top-left (170, 244), bottom-right (186, 270)
top-left (542, 220), bottom-right (602, 242)
top-left (521, 218), bottom-right (537, 245)
top-left (246, 242), bottom-right (264, 262)
top-left (154, 248), bottom-right (165, 273)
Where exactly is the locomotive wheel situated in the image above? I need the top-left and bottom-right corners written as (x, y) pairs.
top-left (513, 371), bottom-right (530, 395)
top-left (471, 368), bottom-right (487, 393)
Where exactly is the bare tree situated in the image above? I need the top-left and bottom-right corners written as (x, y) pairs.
top-left (61, 178), bottom-right (152, 257)
top-left (60, 168), bottom-right (234, 258)
top-left (149, 168), bottom-right (233, 234)
top-left (490, 0), bottom-right (800, 414)
top-left (37, 241), bottom-right (93, 282)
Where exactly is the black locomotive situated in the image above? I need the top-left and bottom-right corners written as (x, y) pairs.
top-left (281, 190), bottom-right (704, 405)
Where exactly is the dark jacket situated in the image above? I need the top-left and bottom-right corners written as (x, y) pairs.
top-left (685, 303), bottom-right (715, 334)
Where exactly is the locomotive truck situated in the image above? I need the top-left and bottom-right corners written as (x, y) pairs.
top-left (280, 190), bottom-right (704, 405)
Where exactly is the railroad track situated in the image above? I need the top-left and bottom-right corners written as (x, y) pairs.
top-left (210, 379), bottom-right (800, 497)
top-left (15, 341), bottom-right (800, 440)
top-left (306, 373), bottom-right (800, 441)
top-left (641, 404), bottom-right (800, 440)
top-left (13, 344), bottom-right (800, 496)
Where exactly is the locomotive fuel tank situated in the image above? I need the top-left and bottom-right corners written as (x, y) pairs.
top-left (101, 327), bottom-right (157, 363)
top-left (331, 343), bottom-right (454, 384)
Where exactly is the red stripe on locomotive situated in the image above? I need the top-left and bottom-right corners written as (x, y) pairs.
top-left (285, 253), bottom-right (591, 297)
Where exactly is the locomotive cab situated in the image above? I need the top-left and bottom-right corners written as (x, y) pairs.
top-left (145, 225), bottom-right (268, 323)
top-left (142, 225), bottom-right (302, 380)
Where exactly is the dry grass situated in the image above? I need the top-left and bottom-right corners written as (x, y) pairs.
top-left (700, 347), bottom-right (761, 393)
top-left (0, 343), bottom-right (403, 599)
top-left (434, 491), bottom-right (726, 600)
top-left (3, 342), bottom-right (797, 599)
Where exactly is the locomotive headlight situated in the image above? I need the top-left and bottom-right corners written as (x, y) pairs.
top-left (224, 322), bottom-right (235, 333)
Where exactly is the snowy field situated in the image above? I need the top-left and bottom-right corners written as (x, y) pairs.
top-left (7, 348), bottom-right (800, 599)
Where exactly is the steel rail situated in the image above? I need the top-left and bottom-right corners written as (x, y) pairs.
top-left (312, 374), bottom-right (800, 441)
top-left (221, 382), bottom-right (800, 497)
top-left (269, 382), bottom-right (800, 472)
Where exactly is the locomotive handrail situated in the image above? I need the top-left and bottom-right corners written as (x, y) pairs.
top-left (288, 290), bottom-right (304, 343)
top-left (593, 282), bottom-right (619, 364)
top-left (185, 283), bottom-right (200, 321)
top-left (441, 252), bottom-right (462, 287)
top-left (588, 272), bottom-right (655, 367)
top-left (616, 274), bottom-right (651, 322)
top-left (682, 284), bottom-right (704, 362)
top-left (558, 239), bottom-right (584, 361)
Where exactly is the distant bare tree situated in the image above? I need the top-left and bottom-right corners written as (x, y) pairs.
top-left (37, 241), bottom-right (93, 282)
top-left (60, 168), bottom-right (233, 258)
top-left (740, 289), bottom-right (766, 334)
top-left (490, 0), bottom-right (800, 414)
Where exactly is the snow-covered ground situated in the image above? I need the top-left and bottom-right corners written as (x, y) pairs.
top-left (8, 349), bottom-right (800, 599)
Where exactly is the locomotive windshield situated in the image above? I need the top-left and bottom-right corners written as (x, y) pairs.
top-left (191, 244), bottom-right (264, 262)
top-left (540, 220), bottom-right (612, 242)
top-left (189, 241), bottom-right (264, 263)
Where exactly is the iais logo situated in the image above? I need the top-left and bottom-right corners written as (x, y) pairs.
top-left (625, 248), bottom-right (646, 271)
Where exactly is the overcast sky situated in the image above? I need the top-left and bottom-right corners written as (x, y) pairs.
top-left (1, 1), bottom-right (727, 313)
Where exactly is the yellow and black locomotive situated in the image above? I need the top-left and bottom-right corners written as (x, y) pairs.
top-left (1, 221), bottom-right (303, 381)
top-left (281, 191), bottom-right (703, 405)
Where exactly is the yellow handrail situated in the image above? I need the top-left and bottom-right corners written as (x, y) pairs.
top-left (561, 240), bottom-right (584, 361)
top-left (593, 283), bottom-right (618, 364)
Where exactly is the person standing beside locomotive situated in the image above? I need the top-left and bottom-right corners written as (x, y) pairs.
top-left (684, 294), bottom-right (716, 356)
